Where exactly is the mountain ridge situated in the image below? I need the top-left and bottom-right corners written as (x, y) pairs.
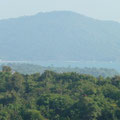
top-left (0, 11), bottom-right (120, 61)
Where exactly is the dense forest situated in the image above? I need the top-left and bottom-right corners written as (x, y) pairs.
top-left (0, 66), bottom-right (120, 120)
top-left (0, 63), bottom-right (118, 77)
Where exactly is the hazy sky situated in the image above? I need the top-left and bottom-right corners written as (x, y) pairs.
top-left (0, 0), bottom-right (120, 21)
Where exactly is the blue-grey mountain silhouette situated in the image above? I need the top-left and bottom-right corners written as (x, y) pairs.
top-left (0, 11), bottom-right (120, 61)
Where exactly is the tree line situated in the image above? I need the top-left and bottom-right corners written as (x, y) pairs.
top-left (0, 63), bottom-right (118, 77)
top-left (0, 66), bottom-right (120, 120)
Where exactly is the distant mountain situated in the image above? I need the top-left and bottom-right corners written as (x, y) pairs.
top-left (0, 11), bottom-right (120, 61)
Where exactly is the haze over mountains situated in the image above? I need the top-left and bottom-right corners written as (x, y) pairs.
top-left (0, 11), bottom-right (120, 61)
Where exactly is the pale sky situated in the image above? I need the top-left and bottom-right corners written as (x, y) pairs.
top-left (0, 0), bottom-right (120, 21)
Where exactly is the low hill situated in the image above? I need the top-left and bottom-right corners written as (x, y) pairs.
top-left (0, 63), bottom-right (118, 77)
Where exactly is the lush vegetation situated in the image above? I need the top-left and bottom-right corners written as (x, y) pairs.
top-left (0, 66), bottom-right (120, 120)
top-left (0, 63), bottom-right (118, 77)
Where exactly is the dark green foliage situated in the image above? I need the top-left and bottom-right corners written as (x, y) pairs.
top-left (0, 66), bottom-right (120, 120)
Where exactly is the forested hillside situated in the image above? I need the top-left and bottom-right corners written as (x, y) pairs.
top-left (0, 11), bottom-right (120, 61)
top-left (0, 63), bottom-right (119, 77)
top-left (0, 66), bottom-right (120, 120)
